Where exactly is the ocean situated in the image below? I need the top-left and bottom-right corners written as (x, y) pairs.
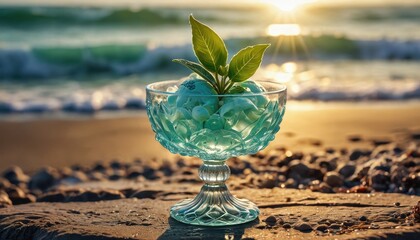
top-left (1, 2), bottom-right (420, 116)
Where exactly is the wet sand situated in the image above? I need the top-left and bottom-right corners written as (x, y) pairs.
top-left (0, 101), bottom-right (419, 172)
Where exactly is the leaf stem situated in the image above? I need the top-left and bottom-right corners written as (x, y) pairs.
top-left (223, 80), bottom-right (234, 94)
top-left (214, 72), bottom-right (222, 94)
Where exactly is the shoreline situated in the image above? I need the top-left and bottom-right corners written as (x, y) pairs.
top-left (0, 101), bottom-right (419, 171)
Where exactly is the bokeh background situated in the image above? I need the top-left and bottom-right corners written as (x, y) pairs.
top-left (1, 0), bottom-right (419, 118)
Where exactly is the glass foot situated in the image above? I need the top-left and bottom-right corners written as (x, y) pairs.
top-left (170, 184), bottom-right (259, 226)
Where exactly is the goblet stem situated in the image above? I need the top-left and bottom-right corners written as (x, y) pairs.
top-left (170, 160), bottom-right (259, 226)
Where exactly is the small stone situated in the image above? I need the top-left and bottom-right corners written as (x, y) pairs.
top-left (349, 149), bottom-right (364, 160)
top-left (283, 178), bottom-right (297, 189)
top-left (325, 148), bottom-right (335, 154)
top-left (316, 224), bottom-right (328, 232)
top-left (343, 220), bottom-right (354, 227)
top-left (319, 159), bottom-right (336, 172)
top-left (265, 216), bottom-right (277, 226)
top-left (407, 187), bottom-right (416, 195)
top-left (68, 190), bottom-right (125, 202)
top-left (324, 172), bottom-right (344, 188)
top-left (400, 213), bottom-right (407, 219)
top-left (369, 170), bottom-right (390, 191)
top-left (92, 162), bottom-right (107, 172)
top-left (282, 223), bottom-right (292, 229)
top-left (0, 190), bottom-right (12, 206)
top-left (2, 166), bottom-right (29, 185)
top-left (411, 133), bottom-right (420, 140)
top-left (110, 160), bottom-right (123, 169)
top-left (287, 160), bottom-right (311, 179)
top-left (37, 192), bottom-right (67, 202)
top-left (89, 172), bottom-right (105, 181)
top-left (0, 178), bottom-right (11, 189)
top-left (127, 166), bottom-right (143, 179)
top-left (359, 216), bottom-right (367, 221)
top-left (394, 202), bottom-right (401, 207)
top-left (61, 171), bottom-right (89, 185)
top-left (109, 169), bottom-right (125, 181)
top-left (258, 173), bottom-right (277, 189)
top-left (293, 222), bottom-right (313, 232)
top-left (28, 167), bottom-right (60, 191)
top-left (371, 139), bottom-right (391, 146)
top-left (5, 186), bottom-right (35, 205)
top-left (192, 106), bottom-right (210, 122)
top-left (338, 163), bottom-right (356, 178)
top-left (130, 190), bottom-right (163, 199)
top-left (319, 182), bottom-right (333, 193)
top-left (348, 135), bottom-right (362, 142)
top-left (329, 223), bottom-right (341, 230)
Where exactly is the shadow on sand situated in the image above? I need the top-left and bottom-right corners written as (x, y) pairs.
top-left (157, 217), bottom-right (259, 240)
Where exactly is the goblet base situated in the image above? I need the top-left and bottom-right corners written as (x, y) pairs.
top-left (170, 184), bottom-right (259, 226)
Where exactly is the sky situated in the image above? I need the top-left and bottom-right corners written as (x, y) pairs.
top-left (0, 0), bottom-right (419, 7)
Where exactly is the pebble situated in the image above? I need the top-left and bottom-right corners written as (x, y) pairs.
top-left (126, 166), bottom-right (143, 179)
top-left (61, 171), bottom-right (89, 185)
top-left (283, 178), bottom-right (297, 189)
top-left (5, 186), bottom-right (36, 205)
top-left (394, 202), bottom-right (401, 207)
top-left (369, 170), bottom-right (390, 191)
top-left (324, 172), bottom-right (344, 188)
top-left (0, 190), bottom-right (12, 206)
top-left (130, 190), bottom-right (163, 199)
top-left (2, 166), bottom-right (29, 185)
top-left (349, 149), bottom-right (367, 161)
top-left (265, 216), bottom-right (277, 226)
top-left (28, 167), bottom-right (59, 191)
top-left (359, 216), bottom-right (367, 221)
top-left (0, 178), bottom-right (11, 189)
top-left (70, 190), bottom-right (124, 202)
top-left (258, 173), bottom-right (277, 189)
top-left (348, 135), bottom-right (362, 142)
top-left (319, 182), bottom-right (333, 193)
top-left (282, 223), bottom-right (292, 229)
top-left (287, 160), bottom-right (311, 179)
top-left (110, 160), bottom-right (123, 169)
top-left (343, 220), bottom-right (354, 227)
top-left (329, 223), bottom-right (341, 230)
top-left (338, 163), bottom-right (356, 178)
top-left (315, 224), bottom-right (328, 232)
top-left (37, 192), bottom-right (67, 202)
top-left (293, 222), bottom-right (313, 232)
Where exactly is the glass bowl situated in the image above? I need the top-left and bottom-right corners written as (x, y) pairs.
top-left (146, 79), bottom-right (286, 226)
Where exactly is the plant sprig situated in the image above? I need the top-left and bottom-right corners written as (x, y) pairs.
top-left (173, 15), bottom-right (270, 94)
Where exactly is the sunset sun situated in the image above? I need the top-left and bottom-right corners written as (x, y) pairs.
top-left (262, 0), bottom-right (315, 12)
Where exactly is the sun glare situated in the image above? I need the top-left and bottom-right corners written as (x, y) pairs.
top-left (262, 0), bottom-right (315, 12)
top-left (267, 24), bottom-right (301, 36)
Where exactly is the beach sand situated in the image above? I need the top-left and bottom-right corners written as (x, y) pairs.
top-left (0, 101), bottom-right (419, 171)
top-left (0, 101), bottom-right (419, 239)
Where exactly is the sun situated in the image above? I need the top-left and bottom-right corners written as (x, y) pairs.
top-left (262, 0), bottom-right (315, 12)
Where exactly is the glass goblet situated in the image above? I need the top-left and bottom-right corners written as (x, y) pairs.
top-left (146, 80), bottom-right (287, 226)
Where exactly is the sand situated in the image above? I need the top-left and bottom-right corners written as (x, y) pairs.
top-left (0, 101), bottom-right (420, 239)
top-left (0, 101), bottom-right (419, 171)
top-left (0, 181), bottom-right (419, 240)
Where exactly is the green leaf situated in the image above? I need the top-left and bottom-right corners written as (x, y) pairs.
top-left (189, 15), bottom-right (228, 73)
top-left (228, 44), bottom-right (270, 82)
top-left (172, 59), bottom-right (217, 86)
top-left (227, 85), bottom-right (247, 94)
top-left (218, 65), bottom-right (228, 76)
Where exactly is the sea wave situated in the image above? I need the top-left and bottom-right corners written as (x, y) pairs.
top-left (1, 35), bottom-right (420, 79)
top-left (0, 7), bottom-right (187, 26)
top-left (1, 78), bottom-right (420, 115)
